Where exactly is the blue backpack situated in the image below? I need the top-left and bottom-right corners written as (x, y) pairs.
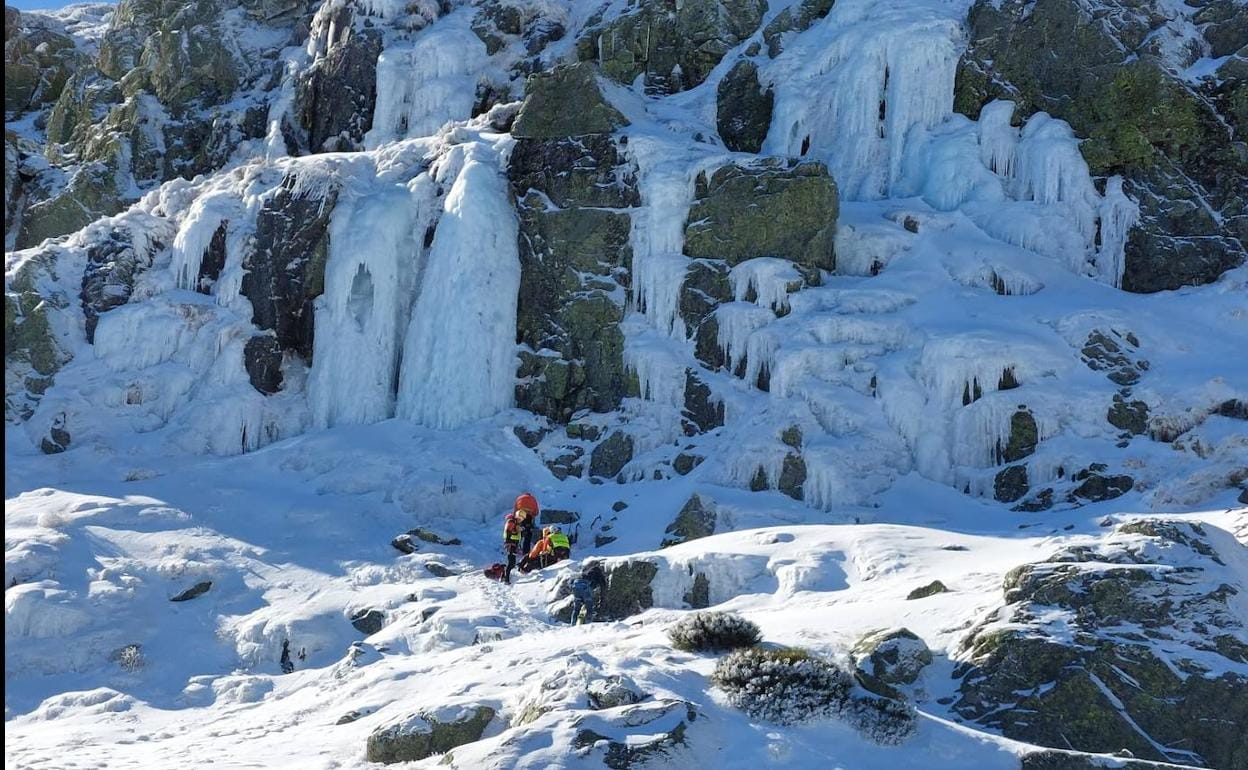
top-left (571, 577), bottom-right (594, 601)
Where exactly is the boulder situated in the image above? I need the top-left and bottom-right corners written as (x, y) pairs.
top-left (587, 675), bottom-right (646, 710)
top-left (1107, 394), bottom-right (1149, 435)
top-left (511, 63), bottom-right (627, 139)
top-left (365, 705), bottom-right (495, 764)
top-left (243, 335), bottom-right (284, 395)
top-left (170, 580), bottom-right (212, 602)
top-left (683, 160), bottom-right (837, 278)
top-left (571, 700), bottom-right (697, 768)
top-left (906, 580), bottom-right (948, 600)
top-left (662, 494), bottom-right (717, 547)
top-left (1070, 465), bottom-right (1134, 503)
top-left (852, 628), bottom-right (932, 692)
top-left (350, 609), bottom-right (385, 636)
top-left (672, 453), bottom-right (704, 476)
top-left (1080, 329), bottom-right (1147, 387)
top-left (590, 431), bottom-right (634, 479)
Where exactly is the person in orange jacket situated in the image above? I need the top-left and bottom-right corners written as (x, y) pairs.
top-left (502, 493), bottom-right (539, 584)
top-left (519, 525), bottom-right (571, 573)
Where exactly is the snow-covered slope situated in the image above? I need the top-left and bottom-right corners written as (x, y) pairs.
top-left (5, 0), bottom-right (1247, 767)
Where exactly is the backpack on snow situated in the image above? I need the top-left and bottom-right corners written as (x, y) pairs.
top-left (484, 562), bottom-right (506, 581)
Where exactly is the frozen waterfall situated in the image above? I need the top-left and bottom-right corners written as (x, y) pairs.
top-left (396, 143), bottom-right (521, 429)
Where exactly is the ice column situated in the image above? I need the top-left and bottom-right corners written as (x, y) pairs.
top-left (396, 144), bottom-right (520, 428)
top-left (306, 175), bottom-right (435, 427)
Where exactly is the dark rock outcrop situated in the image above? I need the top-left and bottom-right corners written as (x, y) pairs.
top-left (170, 580), bottom-right (212, 602)
top-left (589, 430), bottom-right (634, 479)
top-left (716, 60), bottom-right (773, 152)
top-left (510, 65), bottom-right (638, 421)
top-left (662, 494), bottom-right (717, 547)
top-left (241, 174), bottom-right (338, 361)
top-left (294, 6), bottom-right (382, 153)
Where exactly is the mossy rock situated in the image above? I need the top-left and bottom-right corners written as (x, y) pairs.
top-left (512, 63), bottom-right (627, 139)
top-left (906, 580), bottom-right (949, 600)
top-left (365, 706), bottom-right (495, 764)
top-left (662, 494), bottom-right (717, 547)
top-left (585, 0), bottom-right (766, 94)
top-left (683, 160), bottom-right (837, 275)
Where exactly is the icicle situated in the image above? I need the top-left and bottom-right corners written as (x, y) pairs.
top-left (169, 192), bottom-right (233, 290)
top-left (1013, 113), bottom-right (1101, 247)
top-left (364, 28), bottom-right (488, 149)
top-left (622, 327), bottom-right (687, 410)
top-left (1096, 176), bottom-right (1139, 288)
top-left (762, 6), bottom-right (962, 200)
top-left (396, 144), bottom-right (520, 429)
top-left (715, 302), bottom-right (774, 373)
top-left (977, 100), bottom-right (1019, 178)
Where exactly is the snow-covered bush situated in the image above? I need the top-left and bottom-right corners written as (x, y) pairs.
top-left (846, 692), bottom-right (918, 745)
top-left (112, 644), bottom-right (144, 672)
top-left (668, 611), bottom-right (762, 652)
top-left (711, 647), bottom-right (852, 725)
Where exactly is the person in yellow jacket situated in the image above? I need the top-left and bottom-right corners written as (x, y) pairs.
top-left (519, 525), bottom-right (571, 573)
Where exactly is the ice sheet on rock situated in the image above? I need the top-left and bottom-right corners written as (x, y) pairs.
top-left (730, 258), bottom-right (802, 311)
top-left (716, 302), bottom-right (776, 372)
top-left (365, 25), bottom-right (488, 148)
top-left (396, 143), bottom-right (520, 429)
top-left (763, 0), bottom-right (968, 200)
top-left (307, 173), bottom-right (436, 427)
top-left (628, 137), bottom-right (702, 338)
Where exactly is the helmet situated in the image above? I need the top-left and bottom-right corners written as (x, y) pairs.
top-left (548, 524), bottom-right (561, 534)
top-left (514, 508), bottom-right (529, 522)
top-left (515, 493), bottom-right (539, 514)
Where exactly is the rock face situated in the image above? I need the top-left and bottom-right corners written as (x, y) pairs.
top-left (365, 705), bottom-right (495, 764)
top-left (581, 0), bottom-right (767, 94)
top-left (80, 228), bottom-right (156, 343)
top-left (241, 174), bottom-right (338, 362)
top-left (955, 0), bottom-right (1247, 292)
top-left (5, 8), bottom-right (84, 115)
top-left (510, 64), bottom-right (638, 422)
top-left (683, 159), bottom-right (838, 278)
top-left (293, 5), bottom-right (382, 153)
top-left (5, 252), bottom-right (72, 420)
top-left (589, 431), bottom-right (635, 479)
top-left (661, 494), bottom-right (717, 547)
top-left (955, 521), bottom-right (1248, 769)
